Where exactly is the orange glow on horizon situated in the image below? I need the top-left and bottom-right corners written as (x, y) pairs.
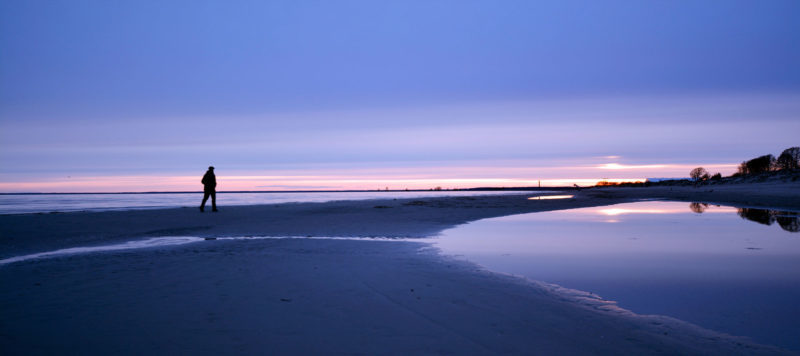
top-left (0, 175), bottom-right (650, 193)
top-left (0, 161), bottom-right (739, 193)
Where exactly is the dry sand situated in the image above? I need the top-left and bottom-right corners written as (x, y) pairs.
top-left (2, 182), bottom-right (799, 355)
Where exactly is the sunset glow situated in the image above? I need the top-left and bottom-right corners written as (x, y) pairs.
top-left (0, 160), bottom-right (739, 193)
top-left (0, 155), bottom-right (739, 192)
top-left (0, 175), bottom-right (648, 193)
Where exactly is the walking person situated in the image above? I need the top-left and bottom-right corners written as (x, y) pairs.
top-left (200, 166), bottom-right (218, 212)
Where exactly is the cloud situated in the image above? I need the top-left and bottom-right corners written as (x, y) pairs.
top-left (598, 163), bottom-right (667, 170)
top-left (254, 185), bottom-right (340, 190)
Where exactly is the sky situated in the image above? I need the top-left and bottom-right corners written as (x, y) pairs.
top-left (1, 0), bottom-right (799, 192)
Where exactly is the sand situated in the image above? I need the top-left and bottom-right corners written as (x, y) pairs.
top-left (587, 181), bottom-right (800, 211)
top-left (0, 193), bottom-right (626, 260)
top-left (2, 182), bottom-right (799, 355)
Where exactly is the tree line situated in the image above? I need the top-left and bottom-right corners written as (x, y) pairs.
top-left (735, 146), bottom-right (800, 175)
top-left (691, 146), bottom-right (799, 181)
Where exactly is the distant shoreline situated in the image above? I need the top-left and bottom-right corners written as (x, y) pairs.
top-left (587, 181), bottom-right (800, 211)
top-left (0, 187), bottom-right (564, 195)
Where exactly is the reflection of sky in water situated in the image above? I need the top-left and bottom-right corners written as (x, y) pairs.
top-left (435, 201), bottom-right (800, 350)
top-left (527, 195), bottom-right (574, 200)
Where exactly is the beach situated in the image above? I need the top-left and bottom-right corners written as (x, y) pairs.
top-left (4, 0), bottom-right (798, 353)
top-left (588, 181), bottom-right (800, 211)
top-left (2, 182), bottom-right (799, 354)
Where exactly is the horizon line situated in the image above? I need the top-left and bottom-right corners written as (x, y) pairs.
top-left (0, 186), bottom-right (579, 195)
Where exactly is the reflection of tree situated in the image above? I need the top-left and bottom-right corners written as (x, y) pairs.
top-left (776, 214), bottom-right (800, 232)
top-left (736, 208), bottom-right (800, 232)
top-left (689, 202), bottom-right (708, 213)
top-left (737, 208), bottom-right (775, 225)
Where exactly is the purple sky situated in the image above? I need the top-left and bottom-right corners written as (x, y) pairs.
top-left (1, 1), bottom-right (799, 192)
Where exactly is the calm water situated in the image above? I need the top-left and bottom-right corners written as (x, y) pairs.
top-left (435, 201), bottom-right (800, 350)
top-left (0, 190), bottom-right (533, 215)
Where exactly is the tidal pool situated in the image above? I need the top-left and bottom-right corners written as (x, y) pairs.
top-left (435, 201), bottom-right (800, 350)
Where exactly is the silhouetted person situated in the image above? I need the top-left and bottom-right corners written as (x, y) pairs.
top-left (200, 166), bottom-right (217, 212)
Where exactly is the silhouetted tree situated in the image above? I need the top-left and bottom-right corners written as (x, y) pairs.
top-left (745, 155), bottom-right (775, 175)
top-left (689, 202), bottom-right (708, 213)
top-left (690, 167), bottom-right (708, 181)
top-left (710, 173), bottom-right (722, 180)
top-left (736, 161), bottom-right (748, 175)
top-left (776, 147), bottom-right (800, 171)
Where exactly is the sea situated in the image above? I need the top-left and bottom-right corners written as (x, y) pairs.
top-left (0, 190), bottom-right (533, 215)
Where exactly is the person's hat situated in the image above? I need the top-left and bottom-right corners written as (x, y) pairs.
top-left (209, 166), bottom-right (215, 170)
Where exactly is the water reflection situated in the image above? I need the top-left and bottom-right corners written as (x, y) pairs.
top-left (528, 195), bottom-right (574, 200)
top-left (435, 201), bottom-right (800, 349)
top-left (689, 202), bottom-right (800, 233)
top-left (598, 207), bottom-right (674, 216)
top-left (737, 207), bottom-right (800, 232)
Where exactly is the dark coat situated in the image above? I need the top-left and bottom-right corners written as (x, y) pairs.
top-left (201, 171), bottom-right (217, 192)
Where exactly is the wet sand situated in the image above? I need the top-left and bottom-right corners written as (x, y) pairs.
top-left (587, 181), bottom-right (800, 211)
top-left (2, 237), bottom-right (788, 355)
top-left (0, 193), bottom-right (625, 260)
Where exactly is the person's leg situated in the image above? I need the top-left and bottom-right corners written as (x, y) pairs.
top-left (201, 192), bottom-right (209, 211)
top-left (211, 191), bottom-right (217, 211)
